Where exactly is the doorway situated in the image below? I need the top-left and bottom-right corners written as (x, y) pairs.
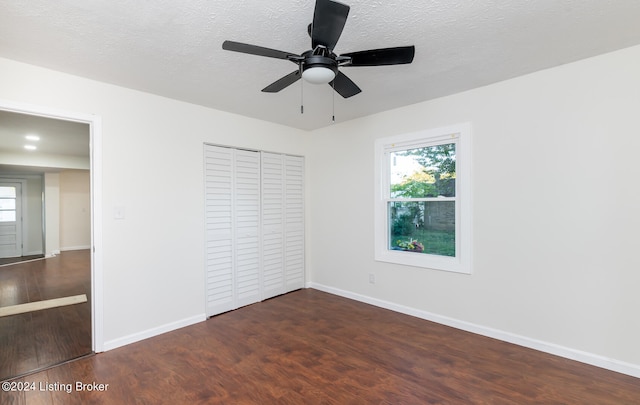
top-left (0, 102), bottom-right (103, 380)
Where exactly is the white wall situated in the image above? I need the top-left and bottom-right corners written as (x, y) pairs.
top-left (45, 170), bottom-right (92, 255)
top-left (23, 175), bottom-right (43, 255)
top-left (44, 172), bottom-right (60, 256)
top-left (0, 57), bottom-right (310, 348)
top-left (59, 169), bottom-right (91, 251)
top-left (308, 45), bottom-right (640, 375)
top-left (0, 152), bottom-right (89, 170)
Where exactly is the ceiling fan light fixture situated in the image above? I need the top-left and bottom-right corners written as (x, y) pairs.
top-left (302, 66), bottom-right (336, 84)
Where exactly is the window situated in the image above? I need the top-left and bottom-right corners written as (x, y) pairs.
top-left (0, 186), bottom-right (17, 222)
top-left (374, 124), bottom-right (472, 273)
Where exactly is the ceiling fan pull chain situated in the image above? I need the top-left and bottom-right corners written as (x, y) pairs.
top-left (332, 79), bottom-right (336, 122)
top-left (300, 72), bottom-right (304, 114)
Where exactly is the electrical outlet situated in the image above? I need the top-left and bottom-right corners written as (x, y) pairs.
top-left (369, 274), bottom-right (375, 284)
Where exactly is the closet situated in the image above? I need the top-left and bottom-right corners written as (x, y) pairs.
top-left (204, 145), bottom-right (304, 317)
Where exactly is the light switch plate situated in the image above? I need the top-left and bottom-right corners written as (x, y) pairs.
top-left (114, 206), bottom-right (125, 220)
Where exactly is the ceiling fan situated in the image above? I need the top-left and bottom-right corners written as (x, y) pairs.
top-left (222, 0), bottom-right (415, 99)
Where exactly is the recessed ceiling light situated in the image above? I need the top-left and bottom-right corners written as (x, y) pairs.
top-left (24, 145), bottom-right (37, 151)
top-left (25, 135), bottom-right (40, 141)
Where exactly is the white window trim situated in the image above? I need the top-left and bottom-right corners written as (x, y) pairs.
top-left (374, 123), bottom-right (472, 274)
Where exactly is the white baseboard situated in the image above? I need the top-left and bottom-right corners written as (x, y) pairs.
top-left (103, 314), bottom-right (206, 352)
top-left (61, 245), bottom-right (91, 252)
top-left (23, 250), bottom-right (44, 256)
top-left (307, 282), bottom-right (640, 379)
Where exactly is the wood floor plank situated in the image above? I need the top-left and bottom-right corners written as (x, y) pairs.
top-left (2, 288), bottom-right (639, 403)
top-left (0, 250), bottom-right (91, 381)
top-left (0, 254), bottom-right (44, 267)
top-left (0, 267), bottom-right (29, 307)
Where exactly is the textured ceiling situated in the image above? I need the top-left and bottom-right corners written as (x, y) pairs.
top-left (1, 0), bottom-right (640, 131)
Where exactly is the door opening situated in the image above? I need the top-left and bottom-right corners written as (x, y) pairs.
top-left (0, 100), bottom-right (103, 380)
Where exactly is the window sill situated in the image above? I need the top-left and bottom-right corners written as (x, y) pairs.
top-left (375, 249), bottom-right (471, 274)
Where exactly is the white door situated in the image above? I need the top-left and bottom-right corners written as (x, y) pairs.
top-left (0, 182), bottom-right (23, 259)
top-left (204, 146), bottom-right (304, 316)
top-left (233, 150), bottom-right (261, 308)
top-left (284, 155), bottom-right (305, 291)
top-left (261, 152), bottom-right (286, 300)
top-left (204, 146), bottom-right (235, 316)
top-left (204, 146), bottom-right (262, 316)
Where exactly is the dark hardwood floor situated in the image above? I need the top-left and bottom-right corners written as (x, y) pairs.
top-left (2, 288), bottom-right (639, 404)
top-left (0, 255), bottom-right (45, 267)
top-left (0, 250), bottom-right (92, 381)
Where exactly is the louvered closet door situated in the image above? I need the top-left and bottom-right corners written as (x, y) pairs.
top-left (204, 146), bottom-right (235, 316)
top-left (233, 150), bottom-right (261, 308)
top-left (205, 146), bottom-right (304, 316)
top-left (284, 155), bottom-right (305, 290)
top-left (205, 146), bottom-right (261, 316)
top-left (261, 152), bottom-right (286, 300)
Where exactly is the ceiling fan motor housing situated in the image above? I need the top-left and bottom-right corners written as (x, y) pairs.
top-left (301, 54), bottom-right (338, 84)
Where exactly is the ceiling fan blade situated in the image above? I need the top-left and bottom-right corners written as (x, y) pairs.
top-left (311, 0), bottom-right (350, 50)
top-left (330, 71), bottom-right (361, 98)
top-left (222, 40), bottom-right (298, 60)
top-left (262, 70), bottom-right (301, 93)
top-left (341, 46), bottom-right (415, 66)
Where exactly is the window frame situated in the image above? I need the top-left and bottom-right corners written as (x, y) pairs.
top-left (0, 186), bottom-right (18, 222)
top-left (374, 123), bottom-right (472, 274)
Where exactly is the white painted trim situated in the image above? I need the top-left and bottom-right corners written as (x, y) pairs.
top-left (306, 282), bottom-right (640, 379)
top-left (0, 98), bottom-right (104, 353)
top-left (103, 314), bottom-right (206, 351)
top-left (60, 245), bottom-right (91, 252)
top-left (90, 114), bottom-right (104, 352)
top-left (373, 123), bottom-right (473, 274)
top-left (18, 179), bottom-right (28, 257)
